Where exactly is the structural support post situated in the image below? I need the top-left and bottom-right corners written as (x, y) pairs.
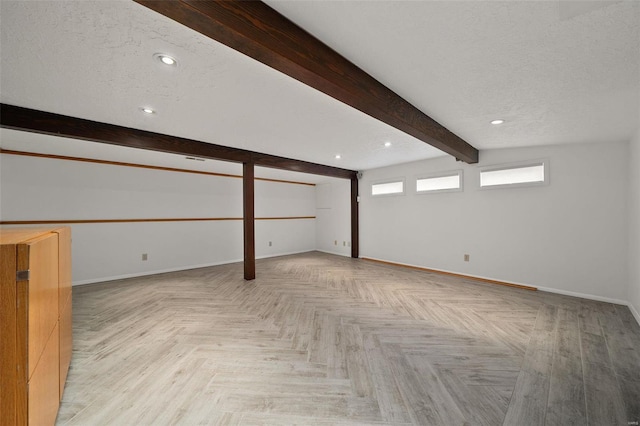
top-left (243, 161), bottom-right (256, 280)
top-left (351, 176), bottom-right (359, 258)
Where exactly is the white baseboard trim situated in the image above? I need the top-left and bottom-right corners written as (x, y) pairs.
top-left (72, 250), bottom-right (316, 286)
top-left (628, 302), bottom-right (640, 326)
top-left (361, 255), bottom-right (630, 306)
top-left (536, 286), bottom-right (628, 306)
top-left (255, 249), bottom-right (315, 260)
top-left (72, 259), bottom-right (243, 286)
top-left (315, 249), bottom-right (351, 258)
top-left (360, 256), bottom-right (535, 290)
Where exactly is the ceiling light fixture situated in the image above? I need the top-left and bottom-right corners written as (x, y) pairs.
top-left (153, 53), bottom-right (177, 67)
top-left (335, 154), bottom-right (341, 159)
top-left (141, 107), bottom-right (155, 114)
top-left (384, 142), bottom-right (392, 147)
top-left (491, 119), bottom-right (505, 125)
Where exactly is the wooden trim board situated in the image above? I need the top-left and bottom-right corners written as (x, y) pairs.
top-left (0, 217), bottom-right (316, 226)
top-left (0, 149), bottom-right (316, 187)
top-left (361, 257), bottom-right (537, 291)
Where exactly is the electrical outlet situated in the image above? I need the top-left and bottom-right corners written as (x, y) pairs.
top-left (343, 241), bottom-right (346, 246)
top-left (269, 241), bottom-right (272, 247)
top-left (334, 240), bottom-right (337, 245)
top-left (464, 254), bottom-right (470, 262)
top-left (142, 253), bottom-right (148, 261)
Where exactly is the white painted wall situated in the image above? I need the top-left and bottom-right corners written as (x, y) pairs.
top-left (0, 154), bottom-right (315, 284)
top-left (315, 178), bottom-right (351, 257)
top-left (629, 123), bottom-right (640, 322)
top-left (255, 176), bottom-right (316, 258)
top-left (360, 142), bottom-right (629, 303)
top-left (3, 137), bottom-right (634, 311)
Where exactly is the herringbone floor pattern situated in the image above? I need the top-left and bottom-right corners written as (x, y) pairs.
top-left (57, 252), bottom-right (640, 425)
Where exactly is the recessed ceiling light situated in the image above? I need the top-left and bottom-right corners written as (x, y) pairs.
top-left (491, 119), bottom-right (505, 125)
top-left (141, 107), bottom-right (155, 114)
top-left (384, 142), bottom-right (392, 147)
top-left (335, 154), bottom-right (341, 159)
top-left (153, 53), bottom-right (177, 67)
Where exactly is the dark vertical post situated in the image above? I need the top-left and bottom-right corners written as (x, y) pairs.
top-left (243, 161), bottom-right (256, 280)
top-left (351, 176), bottom-right (359, 258)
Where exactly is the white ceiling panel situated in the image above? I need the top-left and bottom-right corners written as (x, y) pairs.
top-left (0, 0), bottom-right (444, 172)
top-left (1, 0), bottom-right (638, 173)
top-left (265, 0), bottom-right (639, 149)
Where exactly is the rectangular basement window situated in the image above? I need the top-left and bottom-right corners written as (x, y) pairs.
top-left (371, 179), bottom-right (405, 196)
top-left (416, 170), bottom-right (462, 193)
top-left (480, 160), bottom-right (548, 189)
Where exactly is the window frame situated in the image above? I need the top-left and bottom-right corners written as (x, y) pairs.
top-left (370, 177), bottom-right (406, 197)
top-left (479, 159), bottom-right (550, 190)
top-left (414, 169), bottom-right (463, 195)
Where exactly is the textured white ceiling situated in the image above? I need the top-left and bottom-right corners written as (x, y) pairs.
top-left (0, 0), bottom-right (441, 174)
top-left (1, 0), bottom-right (638, 177)
top-left (265, 0), bottom-right (639, 149)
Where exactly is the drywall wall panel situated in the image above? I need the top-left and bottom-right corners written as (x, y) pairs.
top-left (255, 219), bottom-right (315, 259)
top-left (62, 221), bottom-right (244, 284)
top-left (629, 124), bottom-right (640, 322)
top-left (255, 178), bottom-right (316, 218)
top-left (360, 142), bottom-right (628, 302)
top-left (255, 177), bottom-right (316, 258)
top-left (0, 153), bottom-right (316, 284)
top-left (315, 178), bottom-right (351, 256)
top-left (0, 154), bottom-right (244, 219)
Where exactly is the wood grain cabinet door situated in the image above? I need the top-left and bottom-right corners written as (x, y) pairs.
top-left (16, 233), bottom-right (60, 426)
top-left (56, 227), bottom-right (72, 398)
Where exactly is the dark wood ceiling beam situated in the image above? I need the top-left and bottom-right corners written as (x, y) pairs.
top-left (134, 0), bottom-right (479, 164)
top-left (0, 104), bottom-right (356, 180)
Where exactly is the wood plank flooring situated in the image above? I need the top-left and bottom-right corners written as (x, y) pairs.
top-left (56, 252), bottom-right (640, 425)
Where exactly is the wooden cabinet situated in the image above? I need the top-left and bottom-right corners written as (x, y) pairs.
top-left (1, 227), bottom-right (72, 425)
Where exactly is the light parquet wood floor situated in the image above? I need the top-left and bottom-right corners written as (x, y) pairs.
top-left (57, 252), bottom-right (640, 425)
